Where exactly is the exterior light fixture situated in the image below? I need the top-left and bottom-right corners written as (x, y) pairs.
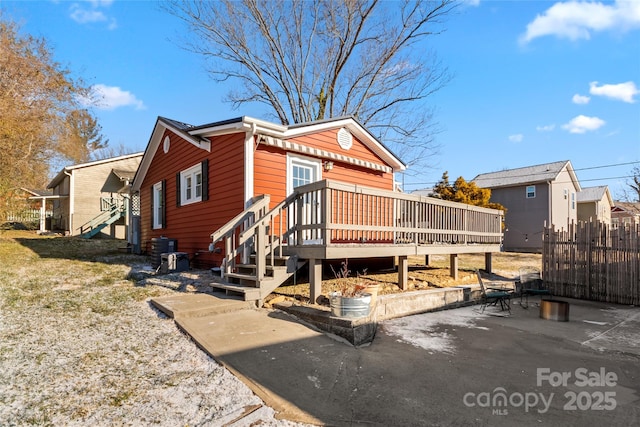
top-left (323, 161), bottom-right (334, 171)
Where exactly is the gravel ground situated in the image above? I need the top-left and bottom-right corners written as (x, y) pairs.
top-left (0, 233), bottom-right (306, 427)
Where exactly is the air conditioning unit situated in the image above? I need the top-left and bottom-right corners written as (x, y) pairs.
top-left (160, 252), bottom-right (189, 273)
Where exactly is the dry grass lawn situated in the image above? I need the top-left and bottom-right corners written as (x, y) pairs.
top-left (0, 230), bottom-right (296, 426)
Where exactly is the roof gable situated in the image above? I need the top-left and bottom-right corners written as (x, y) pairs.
top-left (612, 201), bottom-right (640, 214)
top-left (48, 152), bottom-right (144, 189)
top-left (133, 115), bottom-right (406, 191)
top-left (577, 186), bottom-right (612, 205)
top-left (473, 160), bottom-right (580, 190)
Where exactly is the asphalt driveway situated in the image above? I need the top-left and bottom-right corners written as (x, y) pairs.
top-left (157, 295), bottom-right (640, 426)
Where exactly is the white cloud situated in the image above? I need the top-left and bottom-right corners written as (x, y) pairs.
top-left (80, 84), bottom-right (146, 111)
top-left (562, 115), bottom-right (606, 134)
top-left (572, 94), bottom-right (591, 104)
top-left (70, 7), bottom-right (106, 24)
top-left (536, 124), bottom-right (556, 132)
top-left (589, 81), bottom-right (639, 103)
top-left (508, 134), bottom-right (524, 143)
top-left (520, 0), bottom-right (640, 44)
top-left (69, 1), bottom-right (117, 29)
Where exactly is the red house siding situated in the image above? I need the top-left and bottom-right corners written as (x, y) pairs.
top-left (253, 129), bottom-right (394, 206)
top-left (140, 130), bottom-right (245, 267)
top-left (139, 122), bottom-right (398, 269)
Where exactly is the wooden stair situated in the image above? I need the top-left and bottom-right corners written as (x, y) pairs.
top-left (211, 254), bottom-right (306, 304)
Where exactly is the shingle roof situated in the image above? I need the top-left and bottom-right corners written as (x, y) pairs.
top-left (577, 186), bottom-right (608, 203)
top-left (473, 160), bottom-right (574, 189)
top-left (158, 117), bottom-right (196, 131)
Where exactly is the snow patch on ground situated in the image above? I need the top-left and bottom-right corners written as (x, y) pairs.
top-left (381, 306), bottom-right (489, 354)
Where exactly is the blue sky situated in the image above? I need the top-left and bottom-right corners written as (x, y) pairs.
top-left (4, 0), bottom-right (640, 199)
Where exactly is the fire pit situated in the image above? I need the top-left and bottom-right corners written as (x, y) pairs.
top-left (540, 299), bottom-right (570, 322)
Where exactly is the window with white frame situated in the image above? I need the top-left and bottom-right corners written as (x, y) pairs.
top-left (152, 181), bottom-right (164, 229)
top-left (286, 154), bottom-right (321, 195)
top-left (571, 192), bottom-right (575, 209)
top-left (180, 163), bottom-right (202, 205)
top-left (526, 185), bottom-right (536, 198)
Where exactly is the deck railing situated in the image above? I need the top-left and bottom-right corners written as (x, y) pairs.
top-left (286, 180), bottom-right (504, 247)
top-left (211, 180), bottom-right (504, 281)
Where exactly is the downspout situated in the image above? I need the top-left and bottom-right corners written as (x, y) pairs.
top-left (548, 181), bottom-right (552, 230)
top-left (64, 169), bottom-right (73, 235)
top-left (244, 122), bottom-right (257, 209)
top-left (243, 122), bottom-right (257, 264)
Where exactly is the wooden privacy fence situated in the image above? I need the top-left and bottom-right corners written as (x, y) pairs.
top-left (543, 221), bottom-right (640, 305)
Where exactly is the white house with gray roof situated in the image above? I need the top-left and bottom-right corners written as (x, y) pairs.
top-left (577, 186), bottom-right (613, 225)
top-left (48, 153), bottom-right (143, 238)
top-left (473, 160), bottom-right (581, 252)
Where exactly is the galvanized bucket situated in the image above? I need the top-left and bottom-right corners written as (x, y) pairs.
top-left (329, 292), bottom-right (372, 318)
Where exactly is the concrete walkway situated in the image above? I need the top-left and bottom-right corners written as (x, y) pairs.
top-left (151, 293), bottom-right (640, 426)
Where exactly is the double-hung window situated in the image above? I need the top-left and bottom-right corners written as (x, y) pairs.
top-left (180, 163), bottom-right (203, 206)
top-left (526, 185), bottom-right (536, 198)
top-left (152, 181), bottom-right (164, 229)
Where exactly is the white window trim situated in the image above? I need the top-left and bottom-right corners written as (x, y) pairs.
top-left (180, 163), bottom-right (203, 206)
top-left (286, 154), bottom-right (322, 195)
top-left (526, 185), bottom-right (536, 199)
top-left (152, 181), bottom-right (163, 229)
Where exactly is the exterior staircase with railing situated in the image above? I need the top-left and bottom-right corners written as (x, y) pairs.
top-left (79, 197), bottom-right (128, 239)
top-left (209, 194), bottom-right (307, 304)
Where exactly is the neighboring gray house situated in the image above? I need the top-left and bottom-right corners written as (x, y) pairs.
top-left (473, 160), bottom-right (581, 252)
top-left (48, 153), bottom-right (143, 238)
top-left (577, 185), bottom-right (613, 225)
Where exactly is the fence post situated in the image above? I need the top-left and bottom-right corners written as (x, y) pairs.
top-left (256, 224), bottom-right (265, 282)
top-left (323, 187), bottom-right (332, 246)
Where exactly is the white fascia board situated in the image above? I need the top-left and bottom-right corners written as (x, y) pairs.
top-left (132, 121), bottom-right (165, 191)
top-left (189, 121), bottom-right (246, 137)
top-left (243, 116), bottom-right (288, 133)
top-left (64, 152), bottom-right (144, 172)
top-left (563, 161), bottom-right (582, 192)
top-left (190, 117), bottom-right (287, 138)
top-left (132, 119), bottom-right (212, 191)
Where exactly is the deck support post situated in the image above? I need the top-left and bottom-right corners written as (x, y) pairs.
top-left (309, 258), bottom-right (322, 304)
top-left (425, 255), bottom-right (430, 266)
top-left (450, 254), bottom-right (459, 280)
top-left (485, 252), bottom-right (493, 274)
top-left (398, 255), bottom-right (409, 290)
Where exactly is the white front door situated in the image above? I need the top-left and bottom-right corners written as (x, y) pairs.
top-left (287, 155), bottom-right (321, 243)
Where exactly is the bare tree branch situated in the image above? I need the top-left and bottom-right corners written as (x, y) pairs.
top-left (164, 0), bottom-right (457, 168)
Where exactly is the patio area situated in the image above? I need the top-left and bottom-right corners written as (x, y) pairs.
top-left (155, 292), bottom-right (640, 426)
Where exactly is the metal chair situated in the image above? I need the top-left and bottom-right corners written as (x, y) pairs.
top-left (517, 267), bottom-right (551, 309)
top-left (476, 270), bottom-right (512, 314)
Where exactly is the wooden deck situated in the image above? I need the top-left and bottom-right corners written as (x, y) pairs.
top-left (210, 180), bottom-right (503, 304)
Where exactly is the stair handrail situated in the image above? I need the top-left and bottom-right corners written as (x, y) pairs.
top-left (238, 190), bottom-right (299, 244)
top-left (209, 194), bottom-right (271, 244)
top-left (78, 202), bottom-right (121, 235)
